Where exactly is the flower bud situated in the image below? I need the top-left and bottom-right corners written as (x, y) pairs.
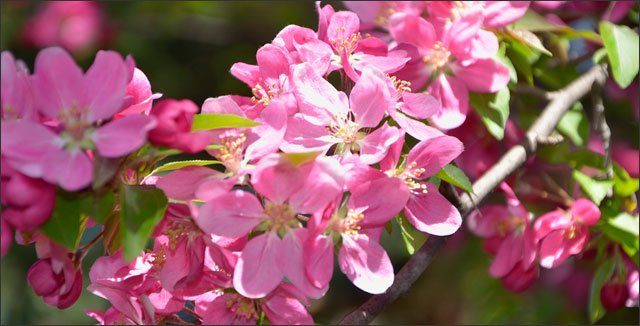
top-left (600, 281), bottom-right (629, 311)
top-left (148, 99), bottom-right (212, 153)
top-left (27, 258), bottom-right (83, 309)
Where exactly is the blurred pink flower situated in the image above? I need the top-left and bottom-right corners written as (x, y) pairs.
top-left (147, 99), bottom-right (212, 154)
top-left (22, 1), bottom-right (109, 54)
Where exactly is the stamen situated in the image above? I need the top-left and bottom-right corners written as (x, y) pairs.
top-left (422, 42), bottom-right (452, 71)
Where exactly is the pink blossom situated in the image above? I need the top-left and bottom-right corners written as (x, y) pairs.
top-left (1, 51), bottom-right (35, 120)
top-left (147, 99), bottom-right (212, 153)
top-left (343, 1), bottom-right (426, 31)
top-left (627, 269), bottom-right (639, 307)
top-left (500, 262), bottom-right (538, 293)
top-left (195, 284), bottom-right (313, 325)
top-left (383, 134), bottom-right (464, 235)
top-left (0, 47), bottom-right (155, 191)
top-left (86, 306), bottom-right (138, 325)
top-left (115, 68), bottom-right (162, 118)
top-left (1, 218), bottom-right (12, 256)
top-left (468, 183), bottom-right (537, 280)
top-left (284, 63), bottom-right (401, 164)
top-left (155, 166), bottom-right (235, 202)
top-left (196, 154), bottom-right (344, 298)
top-left (1, 157), bottom-right (55, 231)
top-left (21, 1), bottom-right (108, 54)
top-left (201, 95), bottom-right (288, 174)
top-left (534, 198), bottom-right (601, 268)
top-left (427, 1), bottom-right (530, 29)
top-left (316, 5), bottom-right (410, 81)
top-left (389, 12), bottom-right (510, 129)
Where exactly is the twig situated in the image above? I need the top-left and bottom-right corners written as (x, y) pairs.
top-left (591, 78), bottom-right (613, 180)
top-left (338, 64), bottom-right (608, 325)
top-left (514, 84), bottom-right (555, 100)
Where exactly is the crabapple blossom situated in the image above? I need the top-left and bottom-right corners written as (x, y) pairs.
top-left (147, 99), bottom-right (212, 154)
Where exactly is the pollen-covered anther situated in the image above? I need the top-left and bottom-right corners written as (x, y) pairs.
top-left (251, 82), bottom-right (280, 106)
top-left (373, 3), bottom-right (397, 27)
top-left (423, 42), bottom-right (452, 71)
top-left (150, 247), bottom-right (166, 269)
top-left (225, 294), bottom-right (259, 320)
top-left (264, 202), bottom-right (297, 230)
top-left (212, 131), bottom-right (247, 172)
top-left (332, 32), bottom-right (362, 54)
top-left (340, 209), bottom-right (365, 235)
top-left (328, 112), bottom-right (360, 144)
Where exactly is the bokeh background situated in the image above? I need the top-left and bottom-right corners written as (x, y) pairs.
top-left (1, 1), bottom-right (638, 324)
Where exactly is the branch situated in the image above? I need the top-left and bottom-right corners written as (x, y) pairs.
top-left (338, 64), bottom-right (608, 325)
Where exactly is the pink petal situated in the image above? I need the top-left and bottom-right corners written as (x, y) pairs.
top-left (352, 53), bottom-right (410, 74)
top-left (471, 29), bottom-right (500, 59)
top-left (33, 47), bottom-right (83, 119)
top-left (483, 1), bottom-right (530, 28)
top-left (467, 205), bottom-right (511, 237)
top-left (281, 113), bottom-right (335, 153)
top-left (257, 44), bottom-right (290, 81)
top-left (84, 50), bottom-right (130, 121)
top-left (388, 13), bottom-right (435, 51)
top-left (94, 114), bottom-right (155, 158)
top-left (251, 154), bottom-right (310, 204)
top-left (443, 8), bottom-right (483, 60)
top-left (538, 230), bottom-right (568, 269)
top-left (428, 75), bottom-right (469, 130)
top-left (406, 135), bottom-right (464, 178)
top-left (358, 122), bottom-right (402, 165)
top-left (533, 210), bottom-right (572, 242)
top-left (304, 233), bottom-right (334, 290)
top-left (349, 177), bottom-right (409, 227)
top-left (42, 148), bottom-right (93, 191)
top-left (379, 130), bottom-right (404, 171)
top-left (1, 219), bottom-right (12, 256)
top-left (200, 95), bottom-right (245, 116)
top-left (233, 233), bottom-right (283, 298)
top-left (349, 67), bottom-right (390, 128)
top-left (245, 98), bottom-right (288, 161)
top-left (277, 229), bottom-right (328, 299)
top-left (404, 183), bottom-right (462, 236)
top-left (288, 156), bottom-right (345, 214)
top-left (456, 58), bottom-right (510, 93)
top-left (197, 190), bottom-right (265, 238)
top-left (570, 198), bottom-right (600, 226)
top-left (0, 119), bottom-right (60, 178)
top-left (338, 234), bottom-right (394, 294)
top-left (390, 111), bottom-right (444, 141)
top-left (401, 91), bottom-right (440, 119)
top-left (262, 289), bottom-right (314, 325)
top-left (155, 166), bottom-right (224, 201)
top-left (489, 234), bottom-right (523, 278)
top-left (292, 63), bottom-right (347, 123)
top-left (327, 11), bottom-right (360, 44)
top-left (230, 62), bottom-right (260, 87)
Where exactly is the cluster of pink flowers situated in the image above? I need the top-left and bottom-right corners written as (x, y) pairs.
top-left (1, 1), bottom-right (638, 324)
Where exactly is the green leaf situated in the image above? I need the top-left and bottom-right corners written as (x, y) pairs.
top-left (589, 258), bottom-right (615, 324)
top-left (592, 48), bottom-right (608, 64)
top-left (507, 41), bottom-right (540, 85)
top-left (150, 159), bottom-right (220, 175)
top-left (572, 170), bottom-right (614, 205)
top-left (612, 163), bottom-right (640, 197)
top-left (281, 151), bottom-right (321, 166)
top-left (81, 191), bottom-right (116, 225)
top-left (119, 185), bottom-right (168, 261)
top-left (40, 192), bottom-right (85, 250)
top-left (191, 113), bottom-right (260, 131)
top-left (436, 164), bottom-right (473, 193)
top-left (496, 45), bottom-right (518, 84)
top-left (600, 212), bottom-right (640, 257)
top-left (599, 21), bottom-right (640, 88)
top-left (469, 88), bottom-right (510, 140)
top-left (396, 216), bottom-right (416, 255)
top-left (557, 102), bottom-right (590, 146)
top-left (506, 28), bottom-right (552, 56)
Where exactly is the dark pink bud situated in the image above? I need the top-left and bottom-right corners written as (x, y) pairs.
top-left (501, 263), bottom-right (537, 293)
top-left (1, 169), bottom-right (55, 231)
top-left (600, 282), bottom-right (629, 311)
top-left (27, 259), bottom-right (60, 296)
top-left (148, 99), bottom-right (213, 153)
top-left (27, 257), bottom-right (83, 309)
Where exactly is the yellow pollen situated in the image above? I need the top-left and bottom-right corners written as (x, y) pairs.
top-left (264, 202), bottom-right (297, 231)
top-left (211, 132), bottom-right (247, 173)
top-left (328, 111), bottom-right (360, 144)
top-left (251, 82), bottom-right (280, 106)
top-left (225, 294), bottom-right (259, 321)
top-left (340, 209), bottom-right (365, 235)
top-left (332, 31), bottom-right (362, 54)
top-left (373, 3), bottom-right (397, 27)
top-left (422, 42), bottom-right (452, 71)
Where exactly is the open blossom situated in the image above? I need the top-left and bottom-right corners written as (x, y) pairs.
top-left (534, 198), bottom-right (601, 268)
top-left (1, 51), bottom-right (35, 120)
top-left (316, 4), bottom-right (410, 81)
top-left (195, 283), bottom-right (313, 325)
top-left (1, 157), bottom-right (55, 231)
top-left (343, 1), bottom-right (426, 31)
top-left (196, 153), bottom-right (344, 298)
top-left (21, 1), bottom-right (109, 54)
top-left (381, 134), bottom-right (464, 236)
top-left (147, 99), bottom-right (212, 153)
top-left (389, 11), bottom-right (509, 129)
top-left (116, 68), bottom-right (162, 118)
top-left (283, 63), bottom-right (402, 164)
top-left (0, 47), bottom-right (155, 191)
top-left (468, 182), bottom-right (538, 291)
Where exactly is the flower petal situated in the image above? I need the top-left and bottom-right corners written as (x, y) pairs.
top-left (94, 114), bottom-right (155, 158)
top-left (404, 183), bottom-right (462, 236)
top-left (233, 233), bottom-right (283, 298)
top-left (197, 190), bottom-right (265, 238)
top-left (338, 234), bottom-right (394, 294)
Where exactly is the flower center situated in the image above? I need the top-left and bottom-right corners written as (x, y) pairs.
top-left (496, 216), bottom-right (525, 237)
top-left (423, 42), bottom-right (452, 71)
top-left (386, 162), bottom-right (429, 195)
top-left (374, 3), bottom-right (397, 27)
top-left (331, 29), bottom-right (362, 55)
top-left (251, 82), bottom-right (280, 106)
top-left (211, 130), bottom-right (247, 174)
top-left (328, 111), bottom-right (361, 145)
top-left (337, 209), bottom-right (365, 235)
top-left (264, 202), bottom-right (297, 231)
top-left (225, 294), bottom-right (259, 322)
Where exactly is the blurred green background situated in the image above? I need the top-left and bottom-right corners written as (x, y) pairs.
top-left (1, 1), bottom-right (638, 325)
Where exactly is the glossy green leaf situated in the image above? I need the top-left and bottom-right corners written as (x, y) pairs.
top-left (599, 21), bottom-right (640, 88)
top-left (81, 191), bottom-right (116, 225)
top-left (119, 185), bottom-right (168, 261)
top-left (436, 164), bottom-right (473, 193)
top-left (40, 192), bottom-right (85, 250)
top-left (557, 102), bottom-right (590, 146)
top-left (588, 258), bottom-right (615, 324)
top-left (507, 28), bottom-right (552, 56)
top-left (600, 212), bottom-right (640, 257)
top-left (572, 170), bottom-right (614, 205)
top-left (469, 88), bottom-right (510, 140)
top-left (191, 113), bottom-right (260, 131)
top-left (613, 163), bottom-right (640, 197)
top-left (507, 41), bottom-right (540, 85)
top-left (150, 159), bottom-right (220, 175)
